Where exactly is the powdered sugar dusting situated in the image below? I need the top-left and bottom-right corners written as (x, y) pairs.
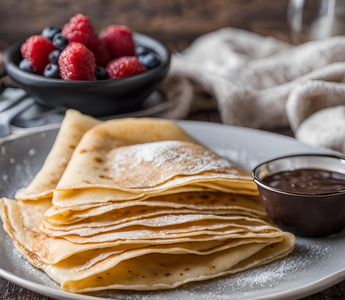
top-left (0, 151), bottom-right (40, 199)
top-left (109, 141), bottom-right (233, 175)
top-left (105, 141), bottom-right (251, 189)
top-left (0, 231), bottom-right (338, 300)
top-left (87, 238), bottom-right (335, 300)
top-left (1, 235), bottom-right (59, 288)
top-left (0, 126), bottom-right (344, 300)
top-left (227, 239), bottom-right (332, 290)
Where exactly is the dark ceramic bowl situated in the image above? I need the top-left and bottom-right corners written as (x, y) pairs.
top-left (4, 33), bottom-right (171, 117)
top-left (252, 154), bottom-right (345, 237)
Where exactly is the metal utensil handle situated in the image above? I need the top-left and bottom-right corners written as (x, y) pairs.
top-left (0, 93), bottom-right (29, 112)
top-left (0, 97), bottom-right (35, 122)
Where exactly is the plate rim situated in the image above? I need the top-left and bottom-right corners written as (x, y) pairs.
top-left (10, 89), bottom-right (174, 131)
top-left (0, 120), bottom-right (343, 300)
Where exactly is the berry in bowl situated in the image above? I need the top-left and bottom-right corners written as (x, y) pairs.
top-left (4, 14), bottom-right (171, 116)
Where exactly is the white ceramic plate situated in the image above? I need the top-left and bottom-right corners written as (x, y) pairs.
top-left (0, 120), bottom-right (344, 300)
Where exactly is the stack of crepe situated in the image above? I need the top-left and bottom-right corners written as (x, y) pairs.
top-left (0, 110), bottom-right (295, 293)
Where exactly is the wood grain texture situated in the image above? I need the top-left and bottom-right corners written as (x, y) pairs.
top-left (0, 278), bottom-right (54, 300)
top-left (0, 0), bottom-right (290, 44)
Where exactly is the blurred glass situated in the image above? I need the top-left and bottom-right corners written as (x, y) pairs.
top-left (288, 0), bottom-right (345, 44)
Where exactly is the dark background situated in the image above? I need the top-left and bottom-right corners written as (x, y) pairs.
top-left (0, 0), bottom-right (290, 51)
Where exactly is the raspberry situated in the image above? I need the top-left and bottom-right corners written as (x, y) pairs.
top-left (106, 56), bottom-right (147, 79)
top-left (62, 14), bottom-right (111, 66)
top-left (58, 42), bottom-right (97, 81)
top-left (62, 14), bottom-right (99, 50)
top-left (91, 39), bottom-right (112, 67)
top-left (20, 35), bottom-right (56, 74)
top-left (100, 25), bottom-right (135, 59)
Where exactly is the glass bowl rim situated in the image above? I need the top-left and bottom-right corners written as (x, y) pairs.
top-left (252, 153), bottom-right (345, 197)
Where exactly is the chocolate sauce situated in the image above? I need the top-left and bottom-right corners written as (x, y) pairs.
top-left (262, 168), bottom-right (345, 194)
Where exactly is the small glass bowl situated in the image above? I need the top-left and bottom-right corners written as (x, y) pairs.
top-left (252, 154), bottom-right (345, 237)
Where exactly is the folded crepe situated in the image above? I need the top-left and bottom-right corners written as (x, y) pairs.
top-left (15, 110), bottom-right (101, 201)
top-left (53, 137), bottom-right (258, 195)
top-left (41, 117), bottom-right (258, 233)
top-left (16, 109), bottom-right (257, 204)
top-left (44, 192), bottom-right (266, 227)
top-left (0, 110), bottom-right (295, 294)
top-left (15, 111), bottom-right (198, 201)
top-left (43, 139), bottom-right (260, 242)
top-left (0, 197), bottom-right (294, 293)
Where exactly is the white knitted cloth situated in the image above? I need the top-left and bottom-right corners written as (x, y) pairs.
top-left (158, 28), bottom-right (345, 152)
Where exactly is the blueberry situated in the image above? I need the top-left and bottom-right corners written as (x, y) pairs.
top-left (135, 46), bottom-right (150, 57)
top-left (137, 55), bottom-right (145, 62)
top-left (42, 26), bottom-right (61, 41)
top-left (19, 59), bottom-right (34, 73)
top-left (43, 63), bottom-right (60, 78)
top-left (95, 67), bottom-right (107, 80)
top-left (139, 52), bottom-right (161, 69)
top-left (48, 50), bottom-right (61, 64)
top-left (53, 33), bottom-right (68, 51)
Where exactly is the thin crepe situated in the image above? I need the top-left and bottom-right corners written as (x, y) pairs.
top-left (1, 112), bottom-right (296, 293)
top-left (51, 186), bottom-right (211, 208)
top-left (0, 197), bottom-right (294, 293)
top-left (15, 110), bottom-right (101, 201)
top-left (44, 208), bottom-right (265, 231)
top-left (41, 214), bottom-right (274, 238)
top-left (54, 234), bottom-right (294, 293)
top-left (16, 116), bottom-right (199, 201)
top-left (1, 197), bottom-right (284, 264)
top-left (45, 191), bottom-right (265, 226)
top-left (55, 140), bottom-right (256, 195)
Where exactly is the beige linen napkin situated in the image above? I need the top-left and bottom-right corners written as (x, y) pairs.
top-left (295, 105), bottom-right (345, 153)
top-left (158, 28), bottom-right (345, 152)
top-left (286, 80), bottom-right (345, 153)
